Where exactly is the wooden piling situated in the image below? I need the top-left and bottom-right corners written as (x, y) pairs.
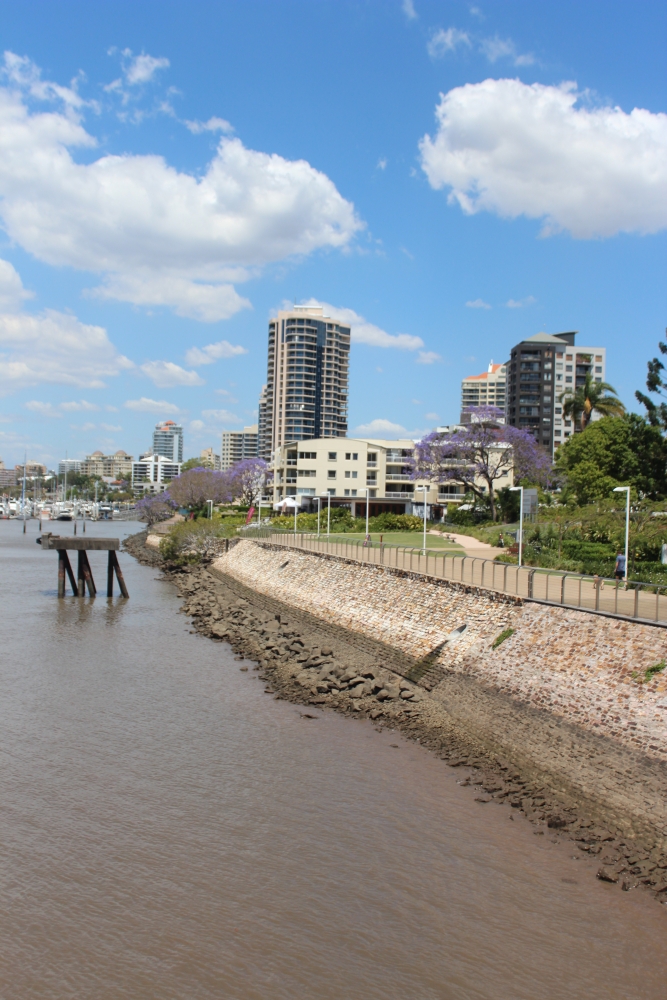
top-left (41, 534), bottom-right (127, 599)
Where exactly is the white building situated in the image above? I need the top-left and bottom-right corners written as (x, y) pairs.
top-left (132, 455), bottom-right (182, 494)
top-left (152, 420), bottom-right (183, 463)
top-left (58, 459), bottom-right (82, 475)
top-left (460, 361), bottom-right (507, 421)
top-left (221, 425), bottom-right (258, 470)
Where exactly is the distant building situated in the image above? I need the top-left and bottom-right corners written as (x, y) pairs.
top-left (152, 420), bottom-right (183, 463)
top-left (200, 447), bottom-right (221, 470)
top-left (58, 459), bottom-right (82, 476)
top-left (131, 455), bottom-right (182, 494)
top-left (0, 463), bottom-right (16, 488)
top-left (460, 362), bottom-right (507, 422)
top-left (257, 384), bottom-right (270, 461)
top-left (15, 461), bottom-right (47, 479)
top-left (221, 425), bottom-right (259, 471)
top-left (506, 332), bottom-right (607, 453)
top-left (81, 450), bottom-right (133, 479)
top-left (261, 305), bottom-right (350, 458)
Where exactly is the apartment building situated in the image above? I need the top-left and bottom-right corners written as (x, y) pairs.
top-left (506, 332), bottom-right (606, 453)
top-left (81, 450), bottom-right (133, 479)
top-left (131, 455), bottom-right (182, 494)
top-left (58, 459), bottom-right (82, 476)
top-left (200, 447), bottom-right (222, 470)
top-left (15, 461), bottom-right (47, 479)
top-left (260, 305), bottom-right (350, 459)
top-left (152, 420), bottom-right (184, 463)
top-left (221, 425), bottom-right (258, 470)
top-left (257, 384), bottom-right (270, 461)
top-left (460, 361), bottom-right (506, 422)
top-left (268, 436), bottom-right (500, 516)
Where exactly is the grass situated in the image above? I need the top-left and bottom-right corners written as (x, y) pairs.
top-left (632, 660), bottom-right (666, 685)
top-left (317, 531), bottom-right (464, 549)
top-left (492, 627), bottom-right (515, 649)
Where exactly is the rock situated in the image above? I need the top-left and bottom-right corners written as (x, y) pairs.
top-left (475, 796), bottom-right (492, 804)
top-left (369, 709), bottom-right (383, 720)
top-left (547, 815), bottom-right (568, 829)
top-left (348, 683), bottom-right (366, 699)
top-left (320, 647), bottom-right (333, 657)
top-left (400, 690), bottom-right (414, 700)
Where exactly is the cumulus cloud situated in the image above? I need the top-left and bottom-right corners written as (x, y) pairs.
top-left (124, 397), bottom-right (183, 415)
top-left (419, 78), bottom-right (667, 238)
top-left (506, 296), bottom-right (536, 308)
top-left (184, 339), bottom-right (248, 366)
top-left (25, 400), bottom-right (62, 418)
top-left (122, 51), bottom-right (170, 86)
top-left (139, 360), bottom-right (205, 388)
top-left (427, 28), bottom-right (471, 58)
top-left (185, 116), bottom-right (233, 134)
top-left (416, 350), bottom-right (442, 364)
top-left (479, 36), bottom-right (534, 66)
top-left (0, 258), bottom-right (33, 312)
top-left (0, 54), bottom-right (362, 321)
top-left (299, 299), bottom-right (424, 351)
top-left (352, 418), bottom-right (420, 439)
top-left (59, 399), bottom-right (98, 411)
top-left (0, 308), bottom-right (132, 392)
top-left (189, 419), bottom-right (205, 432)
top-left (402, 0), bottom-right (418, 19)
top-left (466, 298), bottom-right (491, 309)
top-left (2, 50), bottom-right (89, 109)
top-left (201, 408), bottom-right (242, 425)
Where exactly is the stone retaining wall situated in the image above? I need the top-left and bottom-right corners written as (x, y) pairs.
top-left (213, 540), bottom-right (667, 762)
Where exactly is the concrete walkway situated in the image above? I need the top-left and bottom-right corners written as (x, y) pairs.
top-left (431, 530), bottom-right (505, 559)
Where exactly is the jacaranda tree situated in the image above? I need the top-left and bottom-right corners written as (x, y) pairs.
top-left (168, 467), bottom-right (234, 513)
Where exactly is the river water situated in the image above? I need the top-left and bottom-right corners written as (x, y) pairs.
top-left (1, 520), bottom-right (666, 1000)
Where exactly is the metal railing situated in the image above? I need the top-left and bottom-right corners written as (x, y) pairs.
top-left (241, 528), bottom-right (667, 626)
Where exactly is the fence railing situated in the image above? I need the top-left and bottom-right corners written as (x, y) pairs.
top-left (239, 527), bottom-right (667, 626)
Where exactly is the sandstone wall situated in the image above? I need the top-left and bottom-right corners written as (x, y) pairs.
top-left (213, 540), bottom-right (667, 762)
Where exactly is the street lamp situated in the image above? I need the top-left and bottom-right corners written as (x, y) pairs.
top-left (422, 484), bottom-right (428, 554)
top-left (613, 486), bottom-right (630, 582)
top-left (294, 496), bottom-right (297, 537)
top-left (365, 488), bottom-right (370, 541)
top-left (316, 495), bottom-right (321, 537)
top-left (509, 485), bottom-right (523, 567)
top-left (207, 499), bottom-right (213, 519)
top-left (326, 491), bottom-right (331, 538)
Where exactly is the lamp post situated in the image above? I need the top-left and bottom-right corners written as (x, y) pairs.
top-left (509, 485), bottom-right (524, 567)
top-left (207, 499), bottom-right (213, 519)
top-left (327, 492), bottom-right (331, 539)
top-left (613, 486), bottom-right (630, 582)
top-left (294, 496), bottom-right (297, 537)
top-left (316, 496), bottom-right (321, 538)
top-left (422, 484), bottom-right (428, 554)
top-left (257, 493), bottom-right (261, 527)
top-left (365, 488), bottom-right (370, 542)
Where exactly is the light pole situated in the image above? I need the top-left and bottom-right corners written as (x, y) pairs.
top-left (316, 496), bottom-right (321, 537)
top-left (613, 486), bottom-right (630, 582)
top-left (327, 492), bottom-right (331, 538)
top-left (257, 493), bottom-right (262, 527)
top-left (294, 496), bottom-right (297, 537)
top-left (422, 484), bottom-right (428, 554)
top-left (365, 488), bottom-right (370, 542)
top-left (509, 485), bottom-right (524, 567)
top-left (207, 499), bottom-right (213, 519)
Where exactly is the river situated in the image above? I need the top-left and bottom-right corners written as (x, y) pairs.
top-left (1, 519), bottom-right (666, 999)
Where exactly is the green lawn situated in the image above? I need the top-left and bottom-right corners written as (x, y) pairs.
top-left (313, 531), bottom-right (463, 550)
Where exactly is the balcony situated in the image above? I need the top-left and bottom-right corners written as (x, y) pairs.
top-left (385, 473), bottom-right (413, 481)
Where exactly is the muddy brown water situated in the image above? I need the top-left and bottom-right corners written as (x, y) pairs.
top-left (2, 521), bottom-right (666, 1000)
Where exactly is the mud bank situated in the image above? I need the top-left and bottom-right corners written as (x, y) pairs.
top-left (125, 531), bottom-right (667, 902)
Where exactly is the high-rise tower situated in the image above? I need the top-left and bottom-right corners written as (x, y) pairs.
top-left (260, 305), bottom-right (350, 459)
top-left (152, 420), bottom-right (183, 463)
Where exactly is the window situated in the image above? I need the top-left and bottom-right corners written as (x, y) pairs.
top-left (327, 470), bottom-right (336, 479)
top-left (328, 452), bottom-right (337, 460)
top-left (566, 376), bottom-right (573, 383)
top-left (351, 490), bottom-right (357, 496)
top-left (555, 407), bottom-right (562, 414)
top-left (352, 471), bottom-right (358, 479)
top-left (298, 451), bottom-right (317, 460)
top-left (297, 469), bottom-right (316, 477)
top-left (345, 452), bottom-right (350, 460)
top-left (367, 452), bottom-right (377, 463)
top-left (595, 366), bottom-right (602, 373)
top-left (327, 488), bottom-right (335, 495)
top-left (344, 489), bottom-right (350, 496)
top-left (345, 452), bottom-right (358, 461)
top-left (565, 365), bottom-right (573, 372)
top-left (345, 470), bottom-right (350, 478)
top-left (595, 355), bottom-right (602, 362)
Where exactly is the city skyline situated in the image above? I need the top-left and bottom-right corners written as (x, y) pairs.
top-left (0, 1), bottom-right (664, 467)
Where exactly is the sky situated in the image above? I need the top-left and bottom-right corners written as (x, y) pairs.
top-left (0, 0), bottom-right (665, 467)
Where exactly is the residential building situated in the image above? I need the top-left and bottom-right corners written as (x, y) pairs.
top-left (221, 425), bottom-right (259, 470)
top-left (0, 462), bottom-right (17, 488)
top-left (131, 455), bottom-right (182, 494)
top-left (15, 461), bottom-right (47, 479)
top-left (80, 450), bottom-right (133, 479)
top-left (505, 332), bottom-right (606, 453)
top-left (200, 447), bottom-right (222, 470)
top-left (269, 435), bottom-right (512, 516)
top-left (460, 361), bottom-right (506, 422)
top-left (261, 304), bottom-right (350, 458)
top-left (152, 420), bottom-right (183, 463)
top-left (258, 384), bottom-right (270, 461)
top-left (58, 459), bottom-right (82, 476)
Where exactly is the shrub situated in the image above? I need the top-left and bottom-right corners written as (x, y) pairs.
top-left (159, 520), bottom-right (228, 564)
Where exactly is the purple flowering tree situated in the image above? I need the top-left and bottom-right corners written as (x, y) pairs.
top-left (168, 467), bottom-right (234, 513)
top-left (135, 491), bottom-right (178, 525)
top-left (229, 458), bottom-right (271, 505)
top-left (410, 406), bottom-right (553, 522)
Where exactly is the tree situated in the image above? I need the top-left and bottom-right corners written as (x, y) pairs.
top-left (181, 457), bottom-right (212, 472)
top-left (168, 468), bottom-right (234, 513)
top-left (410, 406), bottom-right (552, 522)
top-left (559, 371), bottom-right (624, 431)
top-left (555, 415), bottom-right (667, 503)
top-left (135, 492), bottom-right (178, 525)
top-left (229, 458), bottom-right (270, 505)
top-left (635, 334), bottom-right (667, 431)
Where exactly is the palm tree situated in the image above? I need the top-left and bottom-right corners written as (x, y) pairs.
top-left (559, 373), bottom-right (625, 431)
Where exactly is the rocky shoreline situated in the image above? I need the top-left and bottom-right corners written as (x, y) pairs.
top-left (124, 530), bottom-right (667, 904)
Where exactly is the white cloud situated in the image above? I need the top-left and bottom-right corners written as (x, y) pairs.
top-left (185, 116), bottom-right (233, 135)
top-left (184, 339), bottom-right (248, 366)
top-left (122, 50), bottom-right (170, 86)
top-left (201, 408), bottom-right (242, 425)
top-left (352, 418), bottom-right (418, 439)
top-left (479, 36), bottom-right (534, 66)
top-left (299, 299), bottom-right (424, 351)
top-left (425, 412), bottom-right (439, 421)
top-left (124, 397), bottom-right (183, 415)
top-left (0, 259), bottom-right (33, 312)
top-left (420, 78), bottom-right (667, 239)
top-left (214, 388), bottom-right (238, 402)
top-left (59, 399), bottom-right (98, 412)
top-left (25, 400), bottom-right (62, 418)
top-left (466, 298), bottom-right (491, 309)
top-left (101, 423), bottom-right (122, 431)
top-left (427, 28), bottom-right (471, 58)
top-left (506, 296), bottom-right (536, 308)
top-left (402, 0), bottom-right (418, 19)
top-left (469, 5), bottom-right (483, 18)
top-left (189, 419), bottom-right (205, 432)
top-left (0, 55), bottom-right (362, 322)
top-left (140, 360), bottom-right (205, 387)
top-left (416, 350), bottom-right (442, 364)
top-left (0, 307), bottom-right (132, 392)
top-left (377, 157), bottom-right (387, 170)
top-left (2, 51), bottom-right (89, 109)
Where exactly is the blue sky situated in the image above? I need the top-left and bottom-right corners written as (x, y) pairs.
top-left (0, 0), bottom-right (665, 467)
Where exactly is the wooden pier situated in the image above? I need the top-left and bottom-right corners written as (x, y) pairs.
top-left (39, 533), bottom-right (129, 598)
